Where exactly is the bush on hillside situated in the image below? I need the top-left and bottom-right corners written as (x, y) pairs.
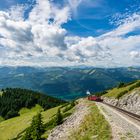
top-left (55, 109), bottom-right (63, 125)
top-left (116, 90), bottom-right (128, 99)
top-left (117, 81), bottom-right (138, 89)
top-left (22, 113), bottom-right (44, 140)
top-left (62, 101), bottom-right (76, 113)
top-left (117, 82), bottom-right (125, 88)
top-left (128, 81), bottom-right (140, 91)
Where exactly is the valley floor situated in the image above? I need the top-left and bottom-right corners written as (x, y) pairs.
top-left (97, 102), bottom-right (140, 140)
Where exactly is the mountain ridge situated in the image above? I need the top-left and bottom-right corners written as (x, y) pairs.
top-left (0, 66), bottom-right (140, 100)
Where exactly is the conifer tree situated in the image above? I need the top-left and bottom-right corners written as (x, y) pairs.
top-left (22, 113), bottom-right (44, 140)
top-left (56, 109), bottom-right (63, 125)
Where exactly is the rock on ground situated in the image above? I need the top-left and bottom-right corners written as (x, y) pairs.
top-left (47, 99), bottom-right (90, 140)
top-left (97, 102), bottom-right (140, 140)
top-left (103, 88), bottom-right (140, 115)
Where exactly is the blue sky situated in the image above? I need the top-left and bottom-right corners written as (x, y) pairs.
top-left (0, 0), bottom-right (140, 67)
top-left (63, 0), bottom-right (140, 36)
top-left (1, 0), bottom-right (140, 36)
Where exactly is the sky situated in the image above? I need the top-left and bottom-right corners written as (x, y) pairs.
top-left (0, 0), bottom-right (140, 67)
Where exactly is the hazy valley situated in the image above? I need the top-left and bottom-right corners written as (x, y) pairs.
top-left (0, 66), bottom-right (140, 100)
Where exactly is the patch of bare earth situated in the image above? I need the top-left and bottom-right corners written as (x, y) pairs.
top-left (47, 99), bottom-right (90, 140)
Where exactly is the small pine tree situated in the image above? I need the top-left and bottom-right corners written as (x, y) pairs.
top-left (56, 109), bottom-right (63, 125)
top-left (22, 113), bottom-right (44, 140)
top-left (118, 82), bottom-right (125, 88)
top-left (70, 101), bottom-right (75, 107)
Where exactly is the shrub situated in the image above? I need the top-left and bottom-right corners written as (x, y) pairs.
top-left (63, 101), bottom-right (76, 113)
top-left (55, 109), bottom-right (63, 125)
top-left (22, 113), bottom-right (44, 140)
top-left (129, 81), bottom-right (140, 91)
top-left (117, 90), bottom-right (128, 99)
top-left (117, 82), bottom-right (125, 88)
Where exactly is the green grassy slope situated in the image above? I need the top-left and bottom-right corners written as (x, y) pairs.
top-left (0, 88), bottom-right (65, 120)
top-left (0, 105), bottom-right (60, 140)
top-left (103, 80), bottom-right (140, 98)
top-left (70, 100), bottom-right (112, 140)
top-left (0, 116), bottom-right (4, 122)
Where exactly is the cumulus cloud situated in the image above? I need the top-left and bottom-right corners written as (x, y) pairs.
top-left (7, 4), bottom-right (26, 21)
top-left (0, 0), bottom-right (70, 66)
top-left (64, 36), bottom-right (111, 63)
top-left (130, 51), bottom-right (140, 58)
top-left (97, 13), bottom-right (140, 66)
top-left (0, 0), bottom-right (140, 67)
top-left (63, 12), bottom-right (140, 67)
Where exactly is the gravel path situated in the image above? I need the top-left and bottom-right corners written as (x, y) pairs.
top-left (47, 99), bottom-right (90, 140)
top-left (97, 102), bottom-right (140, 140)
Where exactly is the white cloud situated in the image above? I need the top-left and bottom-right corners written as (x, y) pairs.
top-left (103, 13), bottom-right (140, 37)
top-left (0, 0), bottom-right (140, 67)
top-left (130, 51), bottom-right (140, 58)
top-left (7, 4), bottom-right (26, 21)
top-left (64, 36), bottom-right (111, 63)
top-left (0, 0), bottom-right (71, 66)
top-left (63, 12), bottom-right (140, 67)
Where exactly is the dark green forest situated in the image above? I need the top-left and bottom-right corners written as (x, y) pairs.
top-left (0, 88), bottom-right (65, 119)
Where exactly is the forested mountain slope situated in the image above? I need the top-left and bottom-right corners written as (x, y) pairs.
top-left (0, 88), bottom-right (65, 119)
top-left (0, 66), bottom-right (140, 100)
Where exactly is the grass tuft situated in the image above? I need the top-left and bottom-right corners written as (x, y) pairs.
top-left (70, 101), bottom-right (112, 140)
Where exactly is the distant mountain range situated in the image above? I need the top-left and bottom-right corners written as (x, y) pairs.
top-left (0, 66), bottom-right (140, 100)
